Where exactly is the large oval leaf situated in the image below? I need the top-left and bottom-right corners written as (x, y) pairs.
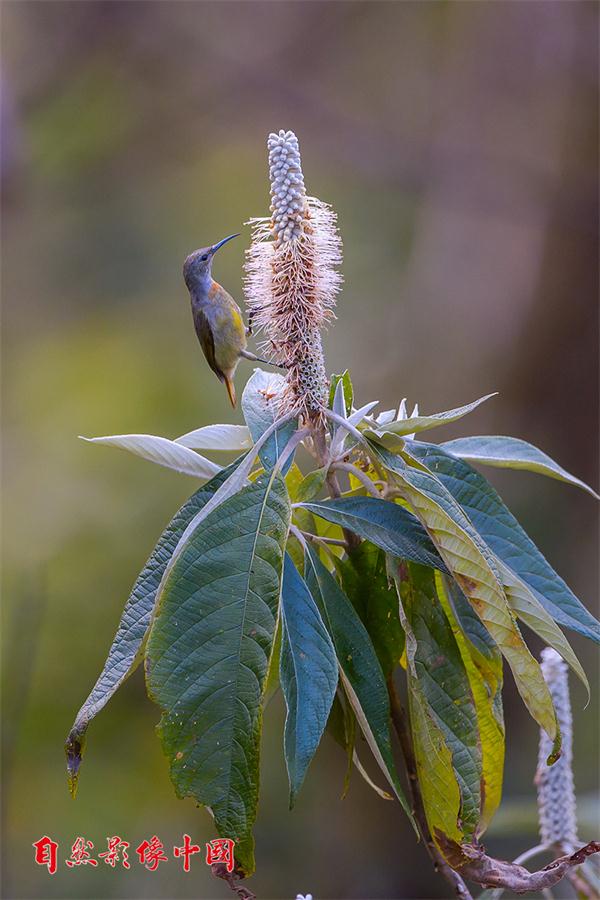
top-left (280, 555), bottom-right (338, 806)
top-left (370, 443), bottom-right (558, 745)
top-left (406, 440), bottom-right (600, 645)
top-left (304, 546), bottom-right (415, 827)
top-left (65, 462), bottom-right (239, 795)
top-left (301, 496), bottom-right (448, 572)
top-left (441, 435), bottom-right (599, 500)
top-left (145, 472), bottom-right (290, 877)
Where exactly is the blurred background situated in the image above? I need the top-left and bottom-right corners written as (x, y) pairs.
top-left (2, 2), bottom-right (598, 898)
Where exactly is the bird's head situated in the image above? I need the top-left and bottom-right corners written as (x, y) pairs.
top-left (183, 233), bottom-right (240, 290)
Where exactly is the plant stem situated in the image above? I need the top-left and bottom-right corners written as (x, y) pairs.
top-left (387, 676), bottom-right (474, 900)
top-left (313, 422), bottom-right (361, 550)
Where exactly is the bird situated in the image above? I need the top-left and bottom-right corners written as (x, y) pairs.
top-left (183, 233), bottom-right (276, 407)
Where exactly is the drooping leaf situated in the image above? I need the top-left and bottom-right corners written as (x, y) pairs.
top-left (326, 690), bottom-right (357, 798)
top-left (396, 562), bottom-right (481, 845)
top-left (336, 542), bottom-right (405, 677)
top-left (496, 561), bottom-right (588, 695)
top-left (145, 472), bottom-right (290, 877)
top-left (403, 444), bottom-right (587, 693)
top-left (80, 433), bottom-right (222, 479)
top-left (301, 496), bottom-right (448, 572)
top-left (405, 440), bottom-right (600, 645)
top-left (364, 392), bottom-right (497, 439)
top-left (304, 547), bottom-right (415, 826)
top-left (65, 462), bottom-right (239, 796)
top-left (280, 556), bottom-right (338, 806)
top-left (441, 435), bottom-right (600, 500)
top-left (370, 442), bottom-right (558, 745)
top-left (435, 574), bottom-right (505, 833)
top-left (175, 423), bottom-right (253, 451)
top-left (241, 368), bottom-right (297, 472)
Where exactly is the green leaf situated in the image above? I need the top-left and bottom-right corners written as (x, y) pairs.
top-left (403, 442), bottom-right (588, 694)
top-left (301, 497), bottom-right (448, 572)
top-left (405, 440), bottom-right (600, 645)
top-left (304, 547), bottom-right (415, 827)
top-left (280, 555), bottom-right (338, 806)
top-left (241, 368), bottom-right (297, 472)
top-left (65, 462), bottom-right (239, 796)
top-left (336, 543), bottom-right (405, 678)
top-left (441, 435), bottom-right (599, 500)
top-left (370, 443), bottom-right (558, 744)
top-left (145, 472), bottom-right (290, 877)
top-left (326, 691), bottom-right (356, 798)
top-left (396, 563), bottom-right (481, 844)
top-left (296, 467), bottom-right (328, 503)
top-left (329, 370), bottom-right (353, 416)
top-left (435, 574), bottom-right (504, 833)
top-left (364, 393), bottom-right (497, 439)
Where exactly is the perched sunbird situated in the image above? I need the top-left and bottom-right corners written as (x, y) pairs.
top-left (183, 233), bottom-right (274, 407)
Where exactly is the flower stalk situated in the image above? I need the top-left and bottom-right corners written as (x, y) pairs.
top-left (244, 129), bottom-right (342, 422)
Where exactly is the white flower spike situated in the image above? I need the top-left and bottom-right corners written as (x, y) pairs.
top-left (245, 129), bottom-right (342, 421)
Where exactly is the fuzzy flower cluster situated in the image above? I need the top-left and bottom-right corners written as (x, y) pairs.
top-left (535, 648), bottom-right (578, 851)
top-left (245, 129), bottom-right (343, 420)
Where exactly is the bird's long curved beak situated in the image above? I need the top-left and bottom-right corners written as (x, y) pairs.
top-left (210, 233), bottom-right (240, 255)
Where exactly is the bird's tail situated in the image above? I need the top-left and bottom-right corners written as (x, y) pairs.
top-left (224, 374), bottom-right (237, 408)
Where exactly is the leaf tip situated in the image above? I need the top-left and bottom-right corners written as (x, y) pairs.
top-left (65, 729), bottom-right (86, 798)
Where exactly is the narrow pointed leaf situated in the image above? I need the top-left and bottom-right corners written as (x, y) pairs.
top-left (441, 436), bottom-right (600, 500)
top-left (336, 543), bottom-right (405, 678)
top-left (80, 433), bottom-right (221, 479)
top-left (175, 424), bottom-right (253, 451)
top-left (65, 462), bottom-right (238, 795)
top-left (365, 393), bottom-right (497, 438)
top-left (301, 497), bottom-right (448, 572)
top-left (396, 563), bottom-right (481, 844)
top-left (326, 691), bottom-right (357, 798)
top-left (435, 574), bottom-right (505, 833)
top-left (328, 371), bottom-right (353, 416)
top-left (405, 440), bottom-right (600, 644)
top-left (347, 401), bottom-right (380, 428)
top-left (405, 438), bottom-right (587, 690)
top-left (280, 556), bottom-right (338, 806)
top-left (370, 443), bottom-right (558, 743)
top-left (304, 547), bottom-right (415, 826)
top-left (145, 472), bottom-right (290, 877)
top-left (496, 562), bottom-right (588, 695)
top-left (241, 369), bottom-right (297, 472)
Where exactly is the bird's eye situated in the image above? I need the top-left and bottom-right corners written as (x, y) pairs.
top-left (201, 254), bottom-right (208, 261)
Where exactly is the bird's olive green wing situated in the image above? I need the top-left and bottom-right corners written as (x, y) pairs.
top-left (193, 306), bottom-right (223, 380)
